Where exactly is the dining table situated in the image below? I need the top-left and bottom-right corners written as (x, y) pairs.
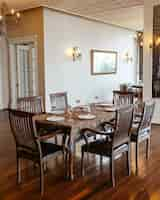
top-left (33, 104), bottom-right (115, 180)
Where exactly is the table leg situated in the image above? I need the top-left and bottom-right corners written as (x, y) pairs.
top-left (68, 135), bottom-right (75, 180)
top-left (67, 130), bottom-right (82, 180)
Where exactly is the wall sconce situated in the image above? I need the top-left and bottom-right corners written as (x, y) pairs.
top-left (124, 52), bottom-right (133, 63)
top-left (136, 31), bottom-right (144, 48)
top-left (139, 39), bottom-right (152, 49)
top-left (149, 40), bottom-right (153, 49)
top-left (66, 47), bottom-right (82, 61)
top-left (72, 47), bottom-right (82, 61)
top-left (156, 37), bottom-right (160, 46)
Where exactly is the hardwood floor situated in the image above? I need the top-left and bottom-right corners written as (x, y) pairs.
top-left (1, 111), bottom-right (160, 200)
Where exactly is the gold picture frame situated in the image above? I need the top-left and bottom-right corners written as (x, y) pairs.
top-left (91, 49), bottom-right (118, 75)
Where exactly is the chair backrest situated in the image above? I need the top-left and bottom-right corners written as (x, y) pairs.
top-left (113, 90), bottom-right (134, 106)
top-left (17, 96), bottom-right (44, 114)
top-left (138, 100), bottom-right (155, 133)
top-left (113, 105), bottom-right (134, 148)
top-left (49, 92), bottom-right (68, 111)
top-left (9, 109), bottom-right (39, 152)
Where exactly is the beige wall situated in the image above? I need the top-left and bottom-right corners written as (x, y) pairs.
top-left (7, 7), bottom-right (45, 104)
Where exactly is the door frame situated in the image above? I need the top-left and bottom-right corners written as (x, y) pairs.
top-left (8, 35), bottom-right (38, 108)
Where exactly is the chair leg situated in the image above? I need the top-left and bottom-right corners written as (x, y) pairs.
top-left (126, 145), bottom-right (131, 176)
top-left (62, 135), bottom-right (66, 161)
top-left (81, 150), bottom-right (85, 176)
top-left (110, 155), bottom-right (115, 187)
top-left (55, 135), bottom-right (58, 144)
top-left (64, 151), bottom-right (68, 179)
top-left (40, 161), bottom-right (44, 197)
top-left (146, 138), bottom-right (150, 160)
top-left (135, 142), bottom-right (139, 175)
top-left (43, 158), bottom-right (48, 172)
top-left (16, 156), bottom-right (21, 184)
top-left (100, 155), bottom-right (103, 171)
top-left (87, 151), bottom-right (89, 162)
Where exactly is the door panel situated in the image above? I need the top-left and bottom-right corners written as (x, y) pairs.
top-left (9, 41), bottom-right (38, 108)
top-left (16, 43), bottom-right (37, 98)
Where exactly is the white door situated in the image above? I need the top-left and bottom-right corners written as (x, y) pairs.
top-left (9, 41), bottom-right (38, 108)
top-left (16, 43), bottom-right (37, 98)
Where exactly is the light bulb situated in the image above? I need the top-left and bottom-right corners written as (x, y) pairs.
top-left (11, 9), bottom-right (15, 15)
top-left (156, 37), bottom-right (160, 46)
top-left (0, 15), bottom-right (3, 21)
top-left (16, 12), bottom-right (21, 19)
top-left (138, 32), bottom-right (142, 37)
top-left (140, 41), bottom-right (143, 47)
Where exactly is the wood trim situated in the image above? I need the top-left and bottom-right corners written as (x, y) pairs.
top-left (91, 49), bottom-right (118, 75)
top-left (9, 35), bottom-right (38, 45)
top-left (0, 108), bottom-right (8, 112)
top-left (152, 123), bottom-right (160, 126)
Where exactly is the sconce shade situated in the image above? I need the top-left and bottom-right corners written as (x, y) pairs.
top-left (124, 52), bottom-right (133, 63)
top-left (72, 47), bottom-right (82, 61)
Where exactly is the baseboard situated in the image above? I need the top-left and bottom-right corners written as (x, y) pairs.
top-left (152, 123), bottom-right (160, 126)
top-left (0, 108), bottom-right (8, 112)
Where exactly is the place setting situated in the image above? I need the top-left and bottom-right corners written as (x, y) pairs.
top-left (95, 102), bottom-right (117, 112)
top-left (46, 105), bottom-right (97, 123)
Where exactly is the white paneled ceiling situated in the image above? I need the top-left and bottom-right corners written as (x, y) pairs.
top-left (0, 0), bottom-right (144, 30)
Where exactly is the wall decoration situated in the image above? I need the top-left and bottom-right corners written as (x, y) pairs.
top-left (66, 47), bottom-right (82, 61)
top-left (91, 50), bottom-right (117, 75)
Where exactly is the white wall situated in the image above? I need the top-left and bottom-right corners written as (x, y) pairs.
top-left (43, 8), bottom-right (137, 111)
top-left (0, 37), bottom-right (9, 109)
top-left (143, 0), bottom-right (160, 123)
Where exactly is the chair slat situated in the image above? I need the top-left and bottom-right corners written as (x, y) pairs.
top-left (17, 96), bottom-right (44, 114)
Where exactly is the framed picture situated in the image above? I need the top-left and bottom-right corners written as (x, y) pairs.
top-left (91, 49), bottom-right (118, 75)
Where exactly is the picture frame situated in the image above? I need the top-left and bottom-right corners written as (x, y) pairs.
top-left (91, 49), bottom-right (118, 75)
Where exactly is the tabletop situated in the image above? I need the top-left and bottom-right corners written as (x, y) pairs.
top-left (33, 108), bottom-right (115, 141)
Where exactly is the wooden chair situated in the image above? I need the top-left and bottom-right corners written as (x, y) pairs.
top-left (17, 96), bottom-right (44, 113)
top-left (131, 85), bottom-right (143, 104)
top-left (49, 92), bottom-right (69, 144)
top-left (17, 96), bottom-right (59, 143)
top-left (131, 100), bottom-right (155, 174)
top-left (113, 90), bottom-right (134, 106)
top-left (49, 92), bottom-right (68, 112)
top-left (80, 105), bottom-right (134, 186)
top-left (9, 109), bottom-right (68, 196)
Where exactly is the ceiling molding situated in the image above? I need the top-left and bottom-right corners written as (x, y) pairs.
top-left (42, 5), bottom-right (138, 32)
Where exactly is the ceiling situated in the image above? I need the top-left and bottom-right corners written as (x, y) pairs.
top-left (0, 0), bottom-right (144, 30)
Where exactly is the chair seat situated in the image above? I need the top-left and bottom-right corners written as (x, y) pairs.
top-left (82, 139), bottom-right (112, 156)
top-left (41, 142), bottom-right (63, 157)
top-left (18, 142), bottom-right (64, 160)
top-left (82, 139), bottom-right (129, 157)
top-left (38, 126), bottom-right (62, 136)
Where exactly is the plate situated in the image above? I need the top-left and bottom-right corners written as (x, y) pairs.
top-left (97, 103), bottom-right (113, 107)
top-left (78, 114), bottom-right (96, 120)
top-left (104, 107), bottom-right (116, 112)
top-left (46, 116), bottom-right (65, 122)
top-left (50, 110), bottom-right (65, 115)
